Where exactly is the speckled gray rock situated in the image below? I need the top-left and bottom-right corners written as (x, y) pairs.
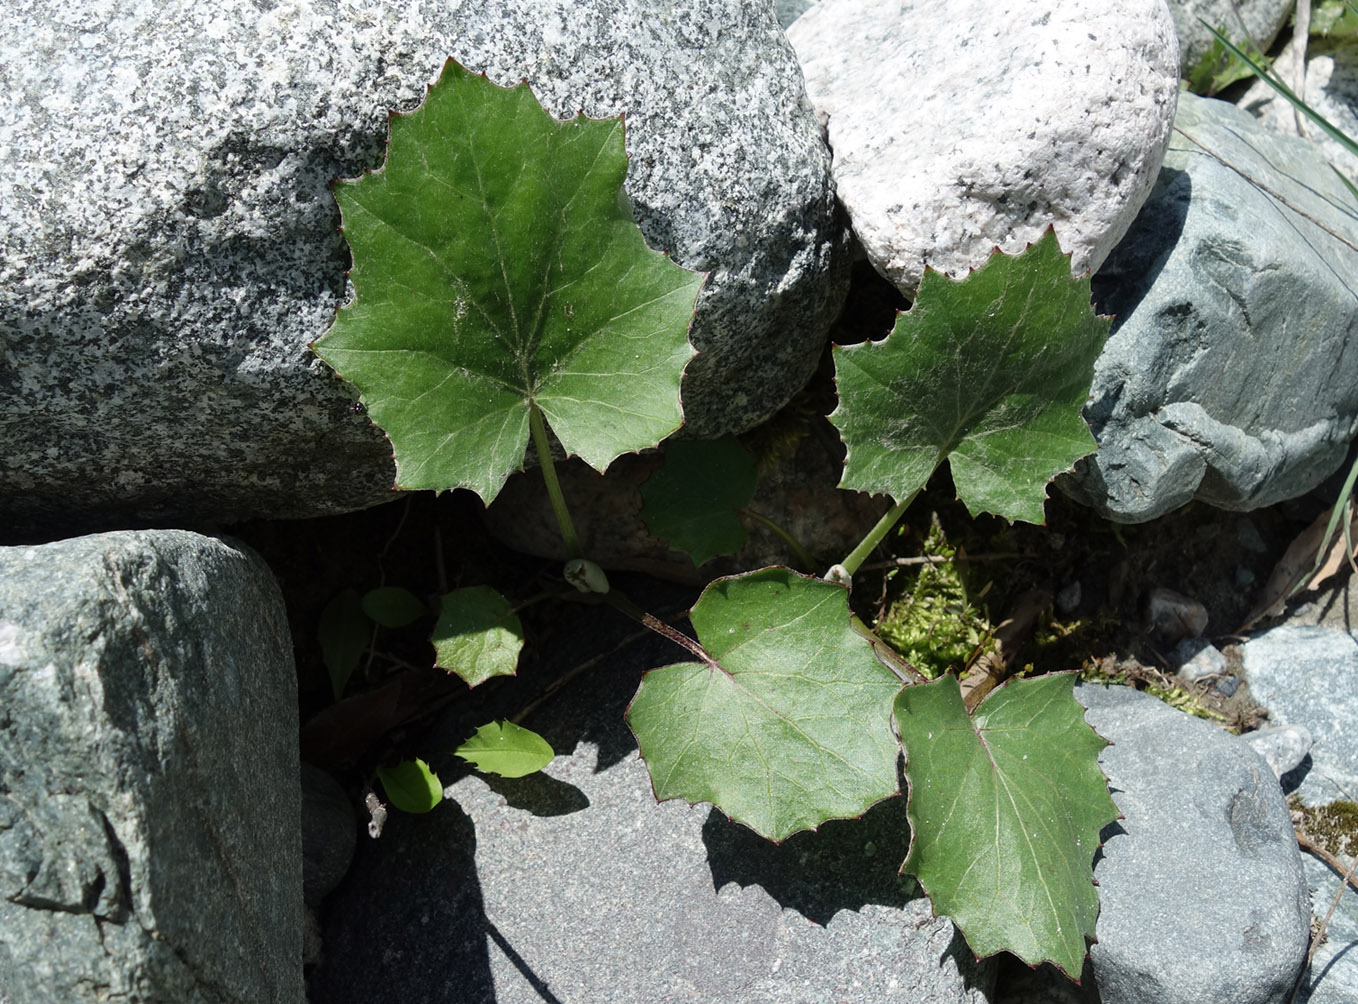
top-left (1243, 625), bottom-right (1358, 809)
top-left (1075, 682), bottom-right (1310, 1004)
top-left (1241, 625), bottom-right (1358, 1003)
top-left (313, 581), bottom-right (992, 1004)
top-left (0, 531), bottom-right (300, 1004)
top-left (785, 0), bottom-right (1179, 295)
top-left (1244, 725), bottom-right (1315, 781)
top-left (1169, 0), bottom-right (1294, 76)
top-left (1243, 36), bottom-right (1358, 182)
top-left (0, 0), bottom-right (846, 536)
top-left (1065, 92), bottom-right (1358, 522)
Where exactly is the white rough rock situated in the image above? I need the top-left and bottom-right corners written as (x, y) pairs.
top-left (786, 0), bottom-right (1181, 294)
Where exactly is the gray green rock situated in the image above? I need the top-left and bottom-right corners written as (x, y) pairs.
top-left (1067, 92), bottom-right (1358, 522)
top-left (0, 531), bottom-right (300, 1004)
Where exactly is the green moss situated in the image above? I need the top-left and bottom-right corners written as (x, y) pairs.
top-left (1073, 664), bottom-right (1229, 724)
top-left (1292, 797), bottom-right (1358, 859)
top-left (874, 523), bottom-right (994, 679)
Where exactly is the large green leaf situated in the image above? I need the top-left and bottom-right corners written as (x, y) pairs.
top-left (627, 568), bottom-right (903, 842)
top-left (830, 229), bottom-right (1107, 524)
top-left (639, 437), bottom-right (758, 566)
top-left (312, 60), bottom-right (704, 503)
top-left (896, 673), bottom-right (1117, 975)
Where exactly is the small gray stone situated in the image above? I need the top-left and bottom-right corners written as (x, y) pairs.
top-left (785, 0), bottom-right (1179, 295)
top-left (1065, 92), bottom-right (1358, 522)
top-left (1244, 725), bottom-right (1315, 781)
top-left (1074, 682), bottom-right (1311, 1004)
top-left (301, 764), bottom-right (356, 909)
top-left (1172, 637), bottom-right (1228, 680)
top-left (1172, 639), bottom-right (1224, 678)
top-left (1242, 625), bottom-right (1358, 807)
top-left (0, 531), bottom-right (301, 1004)
top-left (0, 0), bottom-right (846, 534)
top-left (1145, 586), bottom-right (1209, 644)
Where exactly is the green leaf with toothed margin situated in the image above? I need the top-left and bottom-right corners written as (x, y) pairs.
top-left (312, 59), bottom-right (703, 504)
top-left (896, 673), bottom-right (1117, 976)
top-left (377, 758), bottom-right (443, 814)
top-left (626, 567), bottom-right (903, 842)
top-left (830, 228), bottom-right (1107, 525)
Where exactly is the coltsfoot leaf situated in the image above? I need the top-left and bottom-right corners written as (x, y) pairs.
top-left (377, 758), bottom-right (443, 814)
top-left (896, 673), bottom-right (1118, 975)
top-left (318, 588), bottom-right (371, 700)
top-left (455, 720), bottom-right (554, 778)
top-left (360, 586), bottom-right (427, 628)
top-left (640, 437), bottom-right (758, 566)
top-left (432, 586), bottom-right (524, 688)
top-left (312, 60), bottom-right (704, 503)
top-left (627, 568), bottom-right (903, 842)
top-left (830, 228), bottom-right (1108, 524)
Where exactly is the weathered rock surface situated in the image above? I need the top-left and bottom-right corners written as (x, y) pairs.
top-left (0, 0), bottom-right (846, 536)
top-left (1244, 625), bottom-right (1358, 811)
top-left (1075, 682), bottom-right (1311, 1004)
top-left (1242, 624), bottom-right (1358, 1004)
top-left (0, 531), bottom-right (300, 1003)
top-left (312, 579), bottom-right (993, 1004)
top-left (1066, 92), bottom-right (1358, 522)
top-left (785, 0), bottom-right (1179, 294)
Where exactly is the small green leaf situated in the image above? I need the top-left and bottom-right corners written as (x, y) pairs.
top-left (311, 60), bottom-right (704, 504)
top-left (640, 438), bottom-right (758, 566)
top-left (896, 673), bottom-right (1117, 976)
top-left (1312, 0), bottom-right (1358, 38)
top-left (318, 588), bottom-right (372, 700)
top-left (627, 568), bottom-right (903, 842)
top-left (1185, 28), bottom-right (1270, 96)
top-left (830, 228), bottom-right (1107, 525)
top-left (455, 720), bottom-right (554, 778)
top-left (377, 758), bottom-right (444, 814)
top-left (432, 586), bottom-right (524, 687)
top-left (360, 586), bottom-right (427, 628)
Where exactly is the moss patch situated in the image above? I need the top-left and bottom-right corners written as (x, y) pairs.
top-left (874, 523), bottom-right (995, 679)
top-left (1292, 797), bottom-right (1358, 859)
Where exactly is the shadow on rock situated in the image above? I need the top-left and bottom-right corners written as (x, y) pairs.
top-left (702, 793), bottom-right (917, 926)
top-left (309, 800), bottom-right (494, 1004)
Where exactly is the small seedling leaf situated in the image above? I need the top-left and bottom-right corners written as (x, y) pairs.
top-left (627, 568), bottom-right (903, 842)
top-left (432, 585), bottom-right (524, 687)
top-left (896, 673), bottom-right (1117, 976)
top-left (377, 758), bottom-right (444, 814)
top-left (831, 228), bottom-right (1107, 524)
top-left (360, 586), bottom-right (428, 628)
top-left (318, 588), bottom-right (372, 701)
top-left (455, 720), bottom-right (555, 778)
top-left (311, 60), bottom-right (703, 503)
top-left (640, 438), bottom-right (758, 566)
